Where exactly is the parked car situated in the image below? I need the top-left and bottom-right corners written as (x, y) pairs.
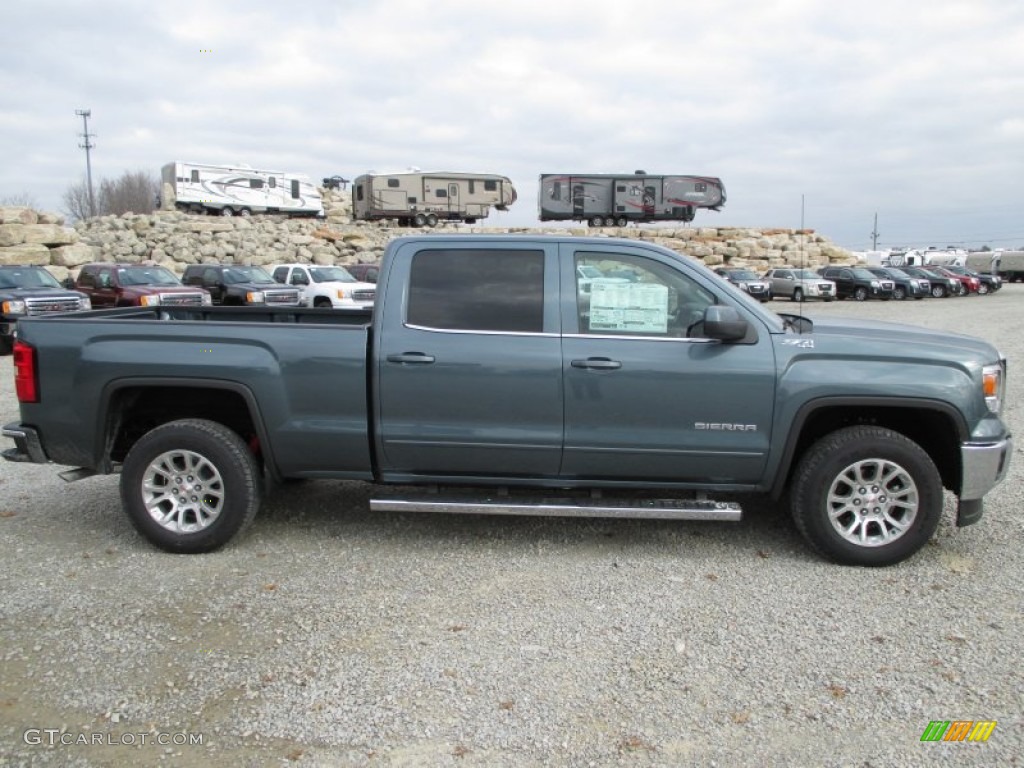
top-left (182, 265), bottom-right (301, 306)
top-left (762, 268), bottom-right (835, 302)
top-left (270, 264), bottom-right (376, 309)
top-left (345, 262), bottom-right (381, 284)
top-left (75, 263), bottom-right (211, 308)
top-left (899, 265), bottom-right (959, 298)
top-left (921, 266), bottom-right (977, 296)
top-left (713, 268), bottom-right (771, 302)
top-left (0, 265), bottom-right (91, 355)
top-left (818, 266), bottom-right (895, 301)
top-left (865, 267), bottom-right (931, 300)
top-left (944, 265), bottom-right (1001, 295)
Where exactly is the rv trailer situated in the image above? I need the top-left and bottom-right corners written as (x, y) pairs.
top-left (351, 171), bottom-right (516, 227)
top-left (967, 250), bottom-right (1024, 282)
top-left (538, 172), bottom-right (726, 227)
top-left (161, 161), bottom-right (325, 218)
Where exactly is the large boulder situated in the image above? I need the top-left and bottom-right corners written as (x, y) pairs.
top-left (0, 243), bottom-right (50, 264)
top-left (0, 224), bottom-right (26, 247)
top-left (50, 243), bottom-right (98, 268)
top-left (22, 224), bottom-right (77, 247)
top-left (0, 207), bottom-right (38, 225)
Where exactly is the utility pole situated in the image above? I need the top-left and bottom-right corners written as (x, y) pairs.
top-left (870, 213), bottom-right (880, 250)
top-left (75, 109), bottom-right (96, 217)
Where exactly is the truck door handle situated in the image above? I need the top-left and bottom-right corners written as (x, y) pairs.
top-left (386, 352), bottom-right (435, 364)
top-left (571, 357), bottom-right (622, 370)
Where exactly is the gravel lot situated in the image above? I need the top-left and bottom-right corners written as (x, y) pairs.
top-left (1, 287), bottom-right (1022, 767)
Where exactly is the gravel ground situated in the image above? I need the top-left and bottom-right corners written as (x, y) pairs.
top-left (1, 287), bottom-right (1022, 767)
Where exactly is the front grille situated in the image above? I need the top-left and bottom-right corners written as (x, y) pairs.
top-left (159, 293), bottom-right (206, 307)
top-left (818, 284), bottom-right (834, 292)
top-left (352, 289), bottom-right (376, 302)
top-left (265, 290), bottom-right (301, 305)
top-left (25, 297), bottom-right (85, 315)
top-left (881, 281), bottom-right (895, 290)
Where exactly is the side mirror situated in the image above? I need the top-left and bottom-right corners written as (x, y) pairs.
top-left (703, 305), bottom-right (749, 342)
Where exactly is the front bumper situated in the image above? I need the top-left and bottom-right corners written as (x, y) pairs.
top-left (957, 434), bottom-right (1013, 526)
top-left (2, 422), bottom-right (49, 464)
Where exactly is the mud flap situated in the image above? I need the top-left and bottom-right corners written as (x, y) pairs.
top-left (956, 498), bottom-right (984, 527)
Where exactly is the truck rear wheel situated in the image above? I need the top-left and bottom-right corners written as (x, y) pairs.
top-left (426, 214), bottom-right (438, 228)
top-left (790, 426), bottom-right (942, 567)
top-left (120, 419), bottom-right (262, 554)
top-left (413, 213), bottom-right (427, 227)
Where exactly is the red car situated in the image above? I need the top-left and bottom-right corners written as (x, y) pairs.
top-left (922, 266), bottom-right (979, 295)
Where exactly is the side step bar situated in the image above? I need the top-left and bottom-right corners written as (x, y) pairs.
top-left (370, 495), bottom-right (742, 522)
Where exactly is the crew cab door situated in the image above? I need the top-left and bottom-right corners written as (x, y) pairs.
top-left (375, 241), bottom-right (563, 477)
top-left (559, 243), bottom-right (776, 484)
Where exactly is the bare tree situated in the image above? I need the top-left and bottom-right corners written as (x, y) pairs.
top-left (62, 178), bottom-right (94, 221)
top-left (0, 191), bottom-right (39, 208)
top-left (98, 170), bottom-right (160, 216)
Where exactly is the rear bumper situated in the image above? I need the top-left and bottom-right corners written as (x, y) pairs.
top-left (1, 422), bottom-right (48, 464)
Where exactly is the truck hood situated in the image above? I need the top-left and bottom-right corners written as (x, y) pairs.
top-left (790, 314), bottom-right (1002, 363)
top-left (311, 280), bottom-right (376, 292)
top-left (1, 288), bottom-right (87, 299)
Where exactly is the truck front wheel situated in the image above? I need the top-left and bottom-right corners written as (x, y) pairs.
top-left (120, 419), bottom-right (262, 554)
top-left (790, 426), bottom-right (942, 567)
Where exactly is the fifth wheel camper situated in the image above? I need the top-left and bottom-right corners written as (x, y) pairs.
top-left (351, 171), bottom-right (516, 227)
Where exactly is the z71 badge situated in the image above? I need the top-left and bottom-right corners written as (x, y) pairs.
top-left (781, 338), bottom-right (815, 348)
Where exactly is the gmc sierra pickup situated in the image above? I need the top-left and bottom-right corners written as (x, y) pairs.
top-left (2, 235), bottom-right (1013, 566)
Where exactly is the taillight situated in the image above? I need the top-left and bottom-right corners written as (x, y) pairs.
top-left (13, 341), bottom-right (39, 403)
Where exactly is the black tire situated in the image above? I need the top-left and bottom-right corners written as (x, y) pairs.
top-left (790, 426), bottom-right (943, 567)
top-left (893, 287), bottom-right (906, 300)
top-left (792, 287), bottom-right (803, 302)
top-left (426, 214), bottom-right (438, 228)
top-left (0, 335), bottom-right (12, 356)
top-left (412, 213), bottom-right (427, 228)
top-left (239, 208), bottom-right (252, 218)
top-left (931, 284), bottom-right (946, 298)
top-left (589, 216), bottom-right (605, 227)
top-left (977, 283), bottom-right (989, 295)
top-left (615, 216), bottom-right (628, 227)
top-left (220, 207), bottom-right (234, 217)
top-left (854, 286), bottom-right (868, 301)
top-left (823, 297), bottom-right (834, 302)
top-left (313, 297), bottom-right (332, 308)
top-left (120, 419), bottom-right (262, 554)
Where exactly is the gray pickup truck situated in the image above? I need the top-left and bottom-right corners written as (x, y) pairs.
top-left (2, 235), bottom-right (1012, 566)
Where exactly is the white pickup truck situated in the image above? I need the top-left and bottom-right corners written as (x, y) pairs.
top-left (271, 264), bottom-right (376, 309)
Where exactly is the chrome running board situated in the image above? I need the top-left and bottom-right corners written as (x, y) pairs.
top-left (370, 495), bottom-right (742, 521)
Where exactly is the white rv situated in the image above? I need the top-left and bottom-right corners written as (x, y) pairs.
top-left (883, 248), bottom-right (966, 268)
top-left (968, 250), bottom-right (1024, 282)
top-left (351, 171), bottom-right (516, 227)
top-left (538, 172), bottom-right (726, 227)
top-left (161, 162), bottom-right (324, 218)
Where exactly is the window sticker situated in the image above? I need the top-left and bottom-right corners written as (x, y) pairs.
top-left (589, 282), bottom-right (668, 333)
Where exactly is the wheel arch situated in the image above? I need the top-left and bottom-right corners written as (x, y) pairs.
top-left (97, 378), bottom-right (280, 480)
top-left (770, 397), bottom-right (966, 500)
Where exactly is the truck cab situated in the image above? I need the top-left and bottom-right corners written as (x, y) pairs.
top-left (270, 264), bottom-right (375, 308)
top-left (182, 264), bottom-right (301, 306)
top-left (0, 265), bottom-right (91, 354)
top-left (75, 263), bottom-right (211, 308)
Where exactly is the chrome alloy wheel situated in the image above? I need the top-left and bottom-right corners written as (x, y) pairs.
top-left (142, 449), bottom-right (225, 533)
top-left (827, 458), bottom-right (918, 546)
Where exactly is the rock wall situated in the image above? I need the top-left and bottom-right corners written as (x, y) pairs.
top-left (1, 191), bottom-right (856, 283)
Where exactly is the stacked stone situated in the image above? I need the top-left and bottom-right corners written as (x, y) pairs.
top-left (1, 201), bottom-right (856, 281)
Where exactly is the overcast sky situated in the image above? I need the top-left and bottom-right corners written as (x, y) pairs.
top-left (1, 0), bottom-right (1022, 249)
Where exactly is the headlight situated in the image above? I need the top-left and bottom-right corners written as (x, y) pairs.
top-left (2, 300), bottom-right (27, 315)
top-left (870, 280), bottom-right (880, 288)
top-left (80, 297), bottom-right (91, 310)
top-left (982, 363), bottom-right (1004, 413)
top-left (201, 293), bottom-right (212, 306)
top-left (246, 291), bottom-right (265, 304)
top-left (140, 295), bottom-right (161, 307)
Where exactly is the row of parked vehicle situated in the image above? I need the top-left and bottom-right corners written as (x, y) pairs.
top-left (0, 261), bottom-right (381, 354)
top-left (715, 263), bottom-right (1003, 302)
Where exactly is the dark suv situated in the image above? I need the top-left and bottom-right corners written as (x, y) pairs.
top-left (713, 268), bottom-right (771, 302)
top-left (865, 267), bottom-right (930, 300)
top-left (1, 265), bottom-right (91, 354)
top-left (819, 266), bottom-right (895, 301)
top-left (900, 265), bottom-right (959, 298)
top-left (182, 264), bottom-right (301, 306)
top-left (76, 263), bottom-right (211, 308)
top-left (345, 262), bottom-right (380, 284)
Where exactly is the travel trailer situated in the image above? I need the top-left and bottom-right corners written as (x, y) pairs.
top-left (967, 250), bottom-right (1024, 282)
top-left (161, 162), bottom-right (325, 217)
top-left (883, 248), bottom-right (966, 268)
top-left (351, 171), bottom-right (516, 226)
top-left (538, 172), bottom-right (725, 227)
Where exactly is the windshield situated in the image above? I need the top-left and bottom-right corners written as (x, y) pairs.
top-left (794, 269), bottom-right (820, 279)
top-left (223, 266), bottom-right (276, 284)
top-left (0, 267), bottom-right (63, 289)
top-left (118, 266), bottom-right (181, 286)
top-left (885, 268), bottom-right (909, 278)
top-left (728, 270), bottom-right (759, 280)
top-left (851, 268), bottom-right (878, 279)
top-left (309, 266), bottom-right (356, 283)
